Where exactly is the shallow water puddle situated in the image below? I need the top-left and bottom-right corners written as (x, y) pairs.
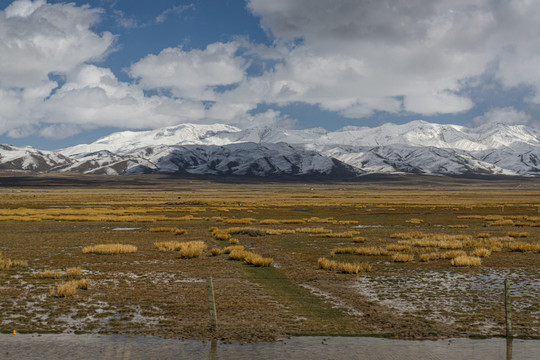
top-left (1, 335), bottom-right (539, 360)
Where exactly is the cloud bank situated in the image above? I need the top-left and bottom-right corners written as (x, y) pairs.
top-left (0, 0), bottom-right (539, 140)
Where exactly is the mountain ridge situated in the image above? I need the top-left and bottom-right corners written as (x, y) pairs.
top-left (1, 121), bottom-right (538, 177)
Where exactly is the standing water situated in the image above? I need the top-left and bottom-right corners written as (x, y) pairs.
top-left (2, 334), bottom-right (539, 360)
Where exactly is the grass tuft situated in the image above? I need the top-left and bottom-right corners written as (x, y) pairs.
top-left (82, 244), bottom-right (137, 254)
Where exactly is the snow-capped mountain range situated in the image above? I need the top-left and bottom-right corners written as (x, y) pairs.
top-left (1, 120), bottom-right (539, 177)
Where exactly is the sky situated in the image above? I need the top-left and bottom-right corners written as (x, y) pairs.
top-left (1, 0), bottom-right (540, 150)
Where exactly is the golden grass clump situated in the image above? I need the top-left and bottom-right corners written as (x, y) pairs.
top-left (353, 236), bottom-right (367, 243)
top-left (50, 279), bottom-right (90, 297)
top-left (154, 241), bottom-right (184, 251)
top-left (407, 218), bottom-right (424, 224)
top-left (442, 250), bottom-right (467, 259)
top-left (222, 217), bottom-right (258, 224)
top-left (244, 255), bottom-right (274, 267)
top-left (392, 253), bottom-right (415, 262)
top-left (266, 229), bottom-right (296, 235)
top-left (0, 252), bottom-right (28, 270)
top-left (51, 282), bottom-right (77, 297)
top-left (212, 230), bottom-right (231, 241)
top-left (155, 240), bottom-right (207, 258)
top-left (318, 258), bottom-right (371, 274)
top-left (82, 244), bottom-right (137, 254)
top-left (386, 244), bottom-right (412, 252)
top-left (451, 255), bottom-right (482, 267)
top-left (507, 232), bottom-right (529, 238)
top-left (449, 225), bottom-right (469, 228)
top-left (506, 241), bottom-right (538, 252)
top-left (471, 248), bottom-right (492, 257)
top-left (229, 238), bottom-right (239, 244)
top-left (210, 248), bottom-right (223, 256)
top-left (259, 219), bottom-right (280, 225)
top-left (318, 257), bottom-right (337, 270)
top-left (65, 267), bottom-right (82, 278)
top-left (174, 228), bottom-right (187, 235)
top-left (149, 227), bottom-right (176, 232)
top-left (295, 227), bottom-right (330, 234)
top-left (0, 258), bottom-right (12, 270)
top-left (420, 253), bottom-right (441, 262)
top-left (390, 231), bottom-right (427, 239)
top-left (477, 233), bottom-right (491, 238)
top-left (229, 249), bottom-right (273, 267)
top-left (315, 231), bottom-right (358, 238)
top-left (332, 246), bottom-right (388, 257)
top-left (490, 219), bottom-right (514, 226)
top-left (223, 245), bottom-right (244, 254)
top-left (37, 270), bottom-right (64, 279)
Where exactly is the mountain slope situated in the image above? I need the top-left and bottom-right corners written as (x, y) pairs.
top-left (1, 121), bottom-right (538, 177)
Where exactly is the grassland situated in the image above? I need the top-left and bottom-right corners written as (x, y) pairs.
top-left (0, 173), bottom-right (539, 342)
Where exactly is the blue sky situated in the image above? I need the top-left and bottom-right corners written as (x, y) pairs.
top-left (1, 0), bottom-right (539, 150)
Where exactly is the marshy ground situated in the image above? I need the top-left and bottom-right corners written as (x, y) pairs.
top-left (0, 173), bottom-right (539, 342)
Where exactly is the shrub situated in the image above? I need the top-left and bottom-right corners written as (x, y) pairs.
top-left (82, 244), bottom-right (137, 254)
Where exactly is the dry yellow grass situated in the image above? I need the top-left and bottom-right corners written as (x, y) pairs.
top-left (229, 238), bottom-right (239, 244)
top-left (353, 236), bottom-right (367, 243)
top-left (155, 240), bottom-right (207, 257)
top-left (442, 250), bottom-right (467, 259)
top-left (386, 244), bottom-right (412, 252)
top-left (149, 227), bottom-right (177, 232)
top-left (37, 270), bottom-right (64, 279)
top-left (50, 279), bottom-right (90, 297)
top-left (318, 257), bottom-right (371, 273)
top-left (392, 253), bottom-right (415, 262)
top-left (295, 227), bottom-right (330, 234)
top-left (407, 218), bottom-right (424, 224)
top-left (318, 257), bottom-right (338, 270)
top-left (223, 245), bottom-right (244, 254)
top-left (449, 225), bottom-right (469, 228)
top-left (471, 248), bottom-right (492, 257)
top-left (491, 219), bottom-right (514, 226)
top-left (506, 241), bottom-right (539, 252)
top-left (314, 231), bottom-right (358, 238)
top-left (222, 217), bottom-right (257, 224)
top-left (210, 248), bottom-right (223, 256)
top-left (65, 267), bottom-right (82, 278)
top-left (507, 232), bottom-right (529, 238)
top-left (451, 255), bottom-right (482, 267)
top-left (420, 252), bottom-right (441, 262)
top-left (266, 229), bottom-right (296, 235)
top-left (244, 255), bottom-right (274, 267)
top-left (332, 246), bottom-right (389, 257)
top-left (82, 244), bottom-right (138, 254)
top-left (477, 233), bottom-right (490, 238)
